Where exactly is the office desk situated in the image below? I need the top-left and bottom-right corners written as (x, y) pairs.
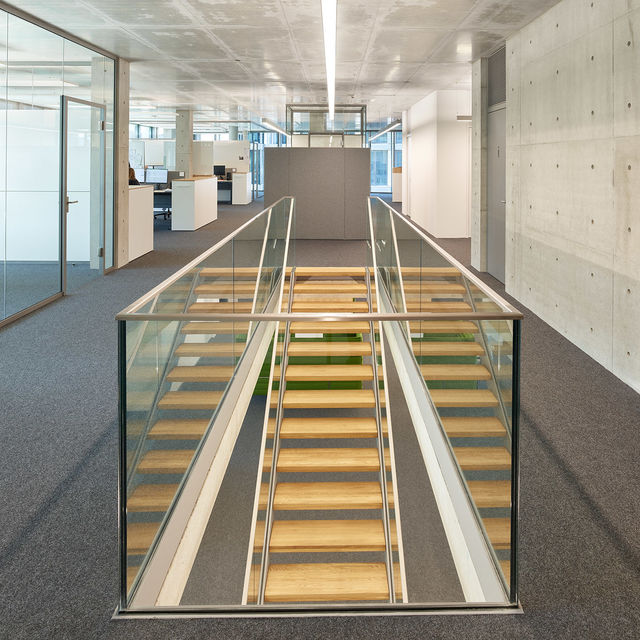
top-left (153, 188), bottom-right (172, 218)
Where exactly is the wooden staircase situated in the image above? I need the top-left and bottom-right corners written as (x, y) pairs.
top-left (249, 267), bottom-right (401, 604)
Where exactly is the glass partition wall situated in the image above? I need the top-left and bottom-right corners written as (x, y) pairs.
top-left (116, 196), bottom-right (521, 616)
top-left (0, 9), bottom-right (115, 326)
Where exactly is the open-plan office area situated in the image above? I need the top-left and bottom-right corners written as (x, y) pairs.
top-left (0, 0), bottom-right (639, 638)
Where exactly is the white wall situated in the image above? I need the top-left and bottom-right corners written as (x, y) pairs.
top-left (405, 89), bottom-right (472, 238)
top-left (506, 0), bottom-right (640, 393)
top-left (192, 140), bottom-right (250, 175)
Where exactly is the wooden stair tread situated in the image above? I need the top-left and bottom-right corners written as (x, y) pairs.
top-left (277, 364), bottom-right (373, 381)
top-left (167, 365), bottom-right (235, 382)
top-left (175, 342), bottom-right (243, 358)
top-left (430, 388), bottom-right (498, 408)
top-left (199, 267), bottom-right (260, 277)
top-left (182, 322), bottom-right (250, 334)
top-left (259, 481), bottom-right (393, 510)
top-left (285, 341), bottom-right (370, 357)
top-left (188, 301), bottom-right (253, 313)
top-left (157, 390), bottom-right (223, 410)
top-left (138, 449), bottom-right (194, 474)
top-left (288, 282), bottom-right (367, 294)
top-left (272, 389), bottom-right (376, 409)
top-left (409, 320), bottom-right (478, 334)
top-left (148, 419), bottom-right (209, 440)
top-left (127, 521), bottom-right (160, 555)
top-left (195, 283), bottom-right (257, 295)
top-left (401, 282), bottom-right (466, 293)
top-left (128, 483), bottom-right (178, 512)
top-left (401, 267), bottom-right (460, 277)
top-left (405, 302), bottom-right (472, 312)
top-left (412, 341), bottom-right (483, 356)
top-left (293, 267), bottom-right (365, 277)
top-left (264, 448), bottom-right (391, 472)
top-left (289, 321), bottom-right (369, 334)
top-left (267, 417), bottom-right (385, 439)
top-left (467, 481), bottom-right (511, 508)
top-left (264, 562), bottom-right (390, 602)
top-left (484, 517), bottom-right (511, 549)
top-left (264, 519), bottom-right (397, 553)
top-left (453, 447), bottom-right (511, 470)
top-left (442, 416), bottom-right (506, 438)
top-left (421, 364), bottom-right (490, 381)
top-left (291, 301), bottom-right (369, 312)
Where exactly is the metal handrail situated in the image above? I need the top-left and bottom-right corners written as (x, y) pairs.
top-left (365, 267), bottom-right (395, 603)
top-left (370, 196), bottom-right (521, 316)
top-left (257, 268), bottom-right (297, 605)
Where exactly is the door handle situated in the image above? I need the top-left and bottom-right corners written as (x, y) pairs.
top-left (500, 200), bottom-right (506, 204)
top-left (65, 197), bottom-right (79, 213)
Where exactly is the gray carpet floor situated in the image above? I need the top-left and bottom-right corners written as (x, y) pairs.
top-left (0, 197), bottom-right (639, 638)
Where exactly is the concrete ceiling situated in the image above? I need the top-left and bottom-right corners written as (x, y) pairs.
top-left (6, 0), bottom-right (561, 127)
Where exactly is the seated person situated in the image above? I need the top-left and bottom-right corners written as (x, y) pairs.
top-left (128, 167), bottom-right (140, 185)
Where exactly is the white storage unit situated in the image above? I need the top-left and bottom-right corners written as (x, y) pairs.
top-left (231, 172), bottom-right (252, 205)
top-left (128, 185), bottom-right (154, 261)
top-left (171, 177), bottom-right (218, 231)
top-left (392, 167), bottom-right (402, 203)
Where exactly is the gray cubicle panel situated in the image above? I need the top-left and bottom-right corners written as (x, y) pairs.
top-left (264, 148), bottom-right (370, 240)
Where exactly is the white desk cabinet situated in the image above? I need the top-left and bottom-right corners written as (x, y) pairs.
top-left (172, 177), bottom-right (218, 231)
top-left (128, 185), bottom-right (153, 261)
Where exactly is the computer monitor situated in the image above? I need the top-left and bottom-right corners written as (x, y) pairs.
top-left (213, 165), bottom-right (226, 177)
top-left (134, 168), bottom-right (145, 183)
top-left (146, 168), bottom-right (168, 184)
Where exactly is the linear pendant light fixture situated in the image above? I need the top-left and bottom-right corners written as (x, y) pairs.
top-left (261, 117), bottom-right (288, 137)
top-left (321, 0), bottom-right (337, 122)
top-left (369, 119), bottom-right (402, 142)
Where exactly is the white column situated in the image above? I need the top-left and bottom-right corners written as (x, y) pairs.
top-left (176, 109), bottom-right (193, 178)
top-left (115, 59), bottom-right (130, 269)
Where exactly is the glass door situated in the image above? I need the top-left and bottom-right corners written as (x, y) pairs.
top-left (61, 96), bottom-right (106, 294)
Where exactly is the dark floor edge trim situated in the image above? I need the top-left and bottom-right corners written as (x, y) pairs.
top-left (112, 604), bottom-right (523, 620)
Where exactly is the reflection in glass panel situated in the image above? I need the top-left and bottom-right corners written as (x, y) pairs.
top-left (4, 14), bottom-right (63, 318)
top-left (0, 8), bottom-right (115, 321)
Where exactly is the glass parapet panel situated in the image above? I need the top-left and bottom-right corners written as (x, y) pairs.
top-left (123, 317), bottom-right (255, 601)
top-left (369, 198), bottom-right (405, 313)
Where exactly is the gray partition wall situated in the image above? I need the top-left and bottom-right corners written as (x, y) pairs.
top-left (264, 148), bottom-right (370, 239)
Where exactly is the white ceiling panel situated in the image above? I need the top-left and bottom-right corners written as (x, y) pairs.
top-left (5, 0), bottom-right (563, 125)
top-left (129, 28), bottom-right (228, 59)
top-left (188, 0), bottom-right (287, 29)
top-left (368, 29), bottom-right (447, 64)
top-left (80, 0), bottom-right (195, 27)
top-left (212, 27), bottom-right (297, 61)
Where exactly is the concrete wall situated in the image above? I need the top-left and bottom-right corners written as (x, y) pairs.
top-left (405, 90), bottom-right (471, 238)
top-left (471, 59), bottom-right (488, 271)
top-left (506, 0), bottom-right (640, 393)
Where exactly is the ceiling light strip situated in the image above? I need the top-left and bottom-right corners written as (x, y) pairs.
top-left (369, 119), bottom-right (402, 142)
top-left (321, 0), bottom-right (337, 122)
top-left (261, 117), bottom-right (288, 137)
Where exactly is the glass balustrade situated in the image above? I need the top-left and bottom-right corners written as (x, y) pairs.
top-left (116, 195), bottom-right (521, 615)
